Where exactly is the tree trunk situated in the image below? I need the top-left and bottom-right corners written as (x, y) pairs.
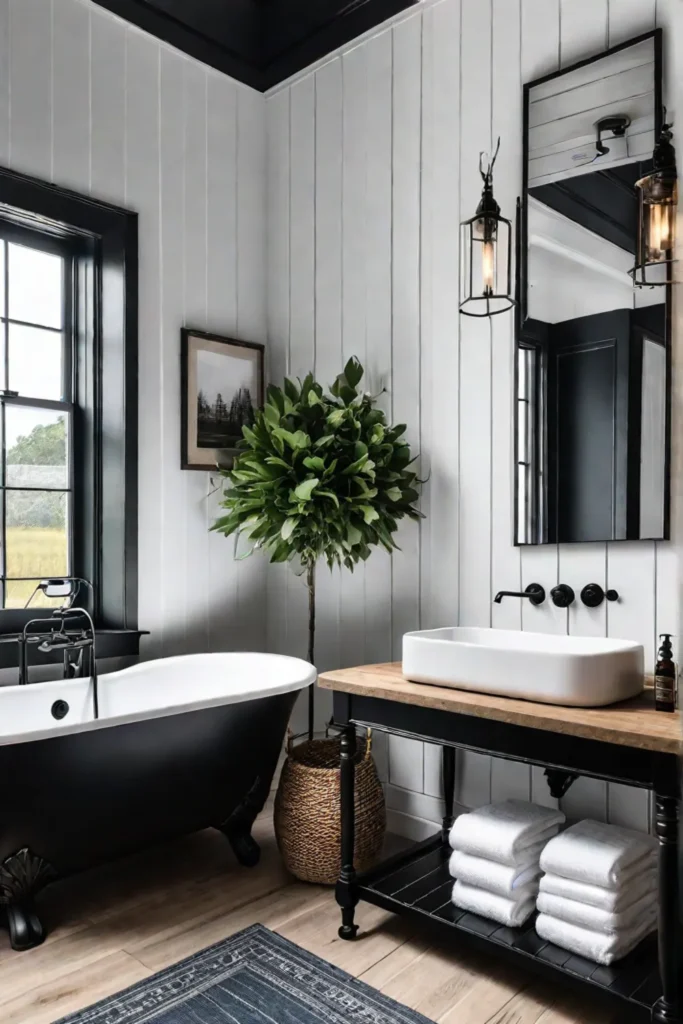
top-left (307, 560), bottom-right (316, 741)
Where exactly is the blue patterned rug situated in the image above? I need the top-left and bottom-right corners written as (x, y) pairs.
top-left (57, 923), bottom-right (432, 1024)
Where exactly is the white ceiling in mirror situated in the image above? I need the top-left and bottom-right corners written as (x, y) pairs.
top-left (528, 38), bottom-right (655, 187)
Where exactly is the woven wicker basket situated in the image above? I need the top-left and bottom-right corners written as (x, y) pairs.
top-left (274, 732), bottom-right (386, 885)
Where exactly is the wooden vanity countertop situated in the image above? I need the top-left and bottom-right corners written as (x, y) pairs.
top-left (318, 662), bottom-right (682, 754)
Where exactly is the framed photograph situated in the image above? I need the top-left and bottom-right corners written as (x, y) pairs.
top-left (181, 329), bottom-right (265, 471)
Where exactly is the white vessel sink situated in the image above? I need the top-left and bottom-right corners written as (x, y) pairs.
top-left (402, 627), bottom-right (644, 707)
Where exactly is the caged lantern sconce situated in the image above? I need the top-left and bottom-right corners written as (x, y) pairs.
top-left (631, 123), bottom-right (678, 288)
top-left (459, 138), bottom-right (515, 318)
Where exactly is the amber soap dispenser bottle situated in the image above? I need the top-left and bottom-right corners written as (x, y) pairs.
top-left (655, 634), bottom-right (677, 712)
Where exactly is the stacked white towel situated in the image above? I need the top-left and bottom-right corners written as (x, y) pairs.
top-left (536, 819), bottom-right (658, 965)
top-left (448, 801), bottom-right (565, 928)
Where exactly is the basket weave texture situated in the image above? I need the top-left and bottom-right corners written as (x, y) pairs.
top-left (274, 734), bottom-right (386, 885)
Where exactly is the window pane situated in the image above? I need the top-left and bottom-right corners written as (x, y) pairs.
top-left (4, 491), bottom-right (68, 607)
top-left (5, 581), bottom-right (64, 610)
top-left (8, 243), bottom-right (63, 328)
top-left (5, 407), bottom-right (68, 489)
top-left (8, 324), bottom-right (63, 399)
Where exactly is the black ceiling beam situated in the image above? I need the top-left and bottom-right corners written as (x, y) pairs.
top-left (261, 0), bottom-right (416, 89)
top-left (92, 0), bottom-right (419, 92)
top-left (92, 0), bottom-right (265, 91)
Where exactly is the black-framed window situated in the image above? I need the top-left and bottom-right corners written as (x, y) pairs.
top-left (0, 222), bottom-right (77, 610)
top-left (0, 166), bottom-right (141, 662)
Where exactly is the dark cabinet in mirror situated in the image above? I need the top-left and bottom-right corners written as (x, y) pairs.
top-left (516, 30), bottom-right (670, 545)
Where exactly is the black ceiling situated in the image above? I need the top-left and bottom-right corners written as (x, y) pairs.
top-left (93, 0), bottom-right (416, 91)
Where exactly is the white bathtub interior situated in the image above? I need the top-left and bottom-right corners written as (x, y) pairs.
top-left (0, 652), bottom-right (316, 746)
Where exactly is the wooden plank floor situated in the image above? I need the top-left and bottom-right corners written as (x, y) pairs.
top-left (2, 806), bottom-right (622, 1024)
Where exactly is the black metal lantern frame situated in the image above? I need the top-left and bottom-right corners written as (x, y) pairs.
top-left (631, 123), bottom-right (678, 288)
top-left (460, 139), bottom-right (515, 318)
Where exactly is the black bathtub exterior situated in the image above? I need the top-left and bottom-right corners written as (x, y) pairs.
top-left (0, 689), bottom-right (298, 951)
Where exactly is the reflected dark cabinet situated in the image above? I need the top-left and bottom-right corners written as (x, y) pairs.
top-left (520, 305), bottom-right (666, 544)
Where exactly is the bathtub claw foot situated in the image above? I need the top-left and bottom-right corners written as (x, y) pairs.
top-left (0, 848), bottom-right (55, 951)
top-left (226, 830), bottom-right (261, 868)
top-left (5, 902), bottom-right (46, 951)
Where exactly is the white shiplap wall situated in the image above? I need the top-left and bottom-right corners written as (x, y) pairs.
top-left (0, 0), bottom-right (267, 658)
top-left (266, 0), bottom-right (683, 839)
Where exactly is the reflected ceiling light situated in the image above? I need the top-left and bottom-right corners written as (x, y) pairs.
top-left (594, 114), bottom-right (631, 158)
top-left (459, 138), bottom-right (515, 318)
top-left (631, 123), bottom-right (677, 288)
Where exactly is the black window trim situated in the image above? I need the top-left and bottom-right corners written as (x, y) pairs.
top-left (0, 165), bottom-right (141, 664)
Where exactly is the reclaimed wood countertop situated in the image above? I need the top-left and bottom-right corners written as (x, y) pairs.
top-left (318, 662), bottom-right (682, 754)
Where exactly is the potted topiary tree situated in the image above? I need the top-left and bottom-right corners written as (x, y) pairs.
top-left (212, 357), bottom-right (422, 883)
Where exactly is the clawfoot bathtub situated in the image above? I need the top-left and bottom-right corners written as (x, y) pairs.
top-left (0, 652), bottom-right (315, 951)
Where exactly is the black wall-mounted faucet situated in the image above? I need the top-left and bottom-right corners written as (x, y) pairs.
top-left (494, 583), bottom-right (545, 606)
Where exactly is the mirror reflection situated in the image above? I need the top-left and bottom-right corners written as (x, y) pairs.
top-left (517, 33), bottom-right (669, 545)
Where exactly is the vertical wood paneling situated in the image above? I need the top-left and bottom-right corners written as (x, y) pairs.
top-left (491, 0), bottom-right (522, 635)
top-left (521, 0), bottom-right (560, 82)
top-left (363, 30), bottom-right (394, 666)
top-left (8, 0), bottom-right (52, 177)
top-left (390, 16), bottom-right (422, 661)
top-left (456, 0), bottom-right (494, 808)
top-left (339, 45), bottom-right (368, 673)
top-left (182, 62), bottom-right (210, 655)
top-left (236, 85), bottom-right (268, 656)
top-left (0, 0), bottom-right (9, 165)
top-left (207, 71), bottom-right (238, 653)
top-left (313, 58), bottom-right (342, 726)
top-left (421, 2), bottom-right (460, 635)
top-left (559, 0), bottom-right (608, 68)
top-left (265, 89), bottom-right (291, 666)
top-left (159, 47), bottom-right (187, 656)
top-left (289, 75), bottom-right (316, 381)
top-left (52, 0), bottom-right (90, 191)
top-left (608, 543), bottom-right (657, 666)
top-left (90, 6), bottom-right (126, 203)
top-left (607, 0), bottom-right (656, 45)
top-left (287, 73), bottom-right (316, 674)
top-left (458, 0), bottom-right (492, 636)
top-left (125, 28), bottom-right (162, 657)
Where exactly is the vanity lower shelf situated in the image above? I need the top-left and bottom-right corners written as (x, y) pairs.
top-left (359, 834), bottom-right (661, 1017)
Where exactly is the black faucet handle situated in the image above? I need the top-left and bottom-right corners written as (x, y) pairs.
top-left (580, 583), bottom-right (619, 608)
top-left (551, 584), bottom-right (575, 608)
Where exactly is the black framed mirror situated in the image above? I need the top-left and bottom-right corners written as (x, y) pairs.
top-left (516, 29), bottom-right (671, 546)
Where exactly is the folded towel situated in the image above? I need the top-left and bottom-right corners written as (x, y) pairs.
top-left (540, 820), bottom-right (657, 889)
top-left (539, 867), bottom-right (657, 913)
top-left (536, 911), bottom-right (657, 966)
top-left (537, 889), bottom-right (655, 934)
top-left (452, 880), bottom-right (537, 928)
top-left (449, 801), bottom-right (565, 866)
top-left (449, 848), bottom-right (542, 898)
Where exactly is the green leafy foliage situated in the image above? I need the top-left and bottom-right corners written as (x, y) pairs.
top-left (211, 358), bottom-right (423, 571)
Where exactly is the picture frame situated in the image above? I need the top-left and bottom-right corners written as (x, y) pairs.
top-left (181, 329), bottom-right (265, 471)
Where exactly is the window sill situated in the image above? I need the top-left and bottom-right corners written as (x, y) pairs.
top-left (0, 629), bottom-right (147, 671)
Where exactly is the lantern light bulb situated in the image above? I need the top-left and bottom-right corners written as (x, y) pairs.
top-left (482, 241), bottom-right (495, 292)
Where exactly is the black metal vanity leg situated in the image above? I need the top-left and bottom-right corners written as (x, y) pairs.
top-left (336, 725), bottom-right (359, 940)
top-left (652, 792), bottom-right (683, 1024)
top-left (442, 745), bottom-right (456, 840)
